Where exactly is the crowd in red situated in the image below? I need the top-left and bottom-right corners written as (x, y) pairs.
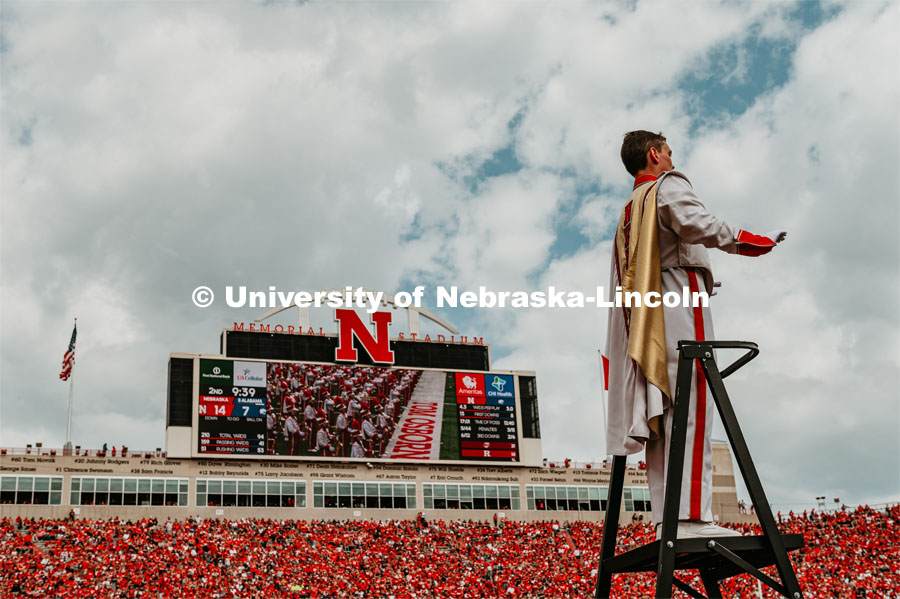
top-left (1, 505), bottom-right (896, 598)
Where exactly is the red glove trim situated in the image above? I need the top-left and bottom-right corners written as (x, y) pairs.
top-left (736, 229), bottom-right (776, 257)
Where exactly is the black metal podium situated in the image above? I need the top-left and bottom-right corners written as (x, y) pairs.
top-left (594, 341), bottom-right (805, 599)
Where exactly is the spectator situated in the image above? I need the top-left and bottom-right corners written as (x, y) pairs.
top-left (1, 505), bottom-right (896, 598)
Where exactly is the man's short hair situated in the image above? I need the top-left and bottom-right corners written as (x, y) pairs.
top-left (621, 130), bottom-right (667, 176)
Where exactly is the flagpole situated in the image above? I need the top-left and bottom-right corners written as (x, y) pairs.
top-left (64, 317), bottom-right (76, 452)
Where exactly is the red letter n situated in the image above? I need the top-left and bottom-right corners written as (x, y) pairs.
top-left (334, 309), bottom-right (395, 364)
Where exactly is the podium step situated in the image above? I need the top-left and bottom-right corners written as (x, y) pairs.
top-left (604, 533), bottom-right (803, 579)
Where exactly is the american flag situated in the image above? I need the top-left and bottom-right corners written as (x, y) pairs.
top-left (59, 324), bottom-right (77, 381)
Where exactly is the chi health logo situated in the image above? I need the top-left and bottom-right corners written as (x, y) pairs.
top-left (491, 376), bottom-right (506, 393)
top-left (462, 375), bottom-right (479, 390)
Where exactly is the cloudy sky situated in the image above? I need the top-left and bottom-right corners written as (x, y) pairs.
top-left (1, 0), bottom-right (897, 511)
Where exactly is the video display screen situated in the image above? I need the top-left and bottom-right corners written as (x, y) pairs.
top-left (197, 358), bottom-right (522, 463)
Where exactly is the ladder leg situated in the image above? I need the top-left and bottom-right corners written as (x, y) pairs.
top-left (595, 455), bottom-right (627, 598)
top-left (656, 351), bottom-right (695, 598)
top-left (701, 357), bottom-right (804, 598)
top-left (700, 569), bottom-right (723, 599)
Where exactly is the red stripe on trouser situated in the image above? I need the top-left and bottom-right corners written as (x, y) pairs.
top-left (687, 270), bottom-right (706, 521)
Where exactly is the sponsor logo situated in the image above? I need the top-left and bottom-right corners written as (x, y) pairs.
top-left (200, 359), bottom-right (232, 381)
top-left (485, 374), bottom-right (514, 399)
top-left (202, 373), bottom-right (231, 380)
top-left (234, 361), bottom-right (266, 386)
top-left (455, 373), bottom-right (485, 397)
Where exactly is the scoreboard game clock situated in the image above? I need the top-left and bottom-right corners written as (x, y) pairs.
top-left (198, 359), bottom-right (267, 454)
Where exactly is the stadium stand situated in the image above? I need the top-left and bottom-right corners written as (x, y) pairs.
top-left (1, 505), bottom-right (896, 597)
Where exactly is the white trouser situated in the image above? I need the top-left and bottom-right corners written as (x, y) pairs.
top-left (646, 268), bottom-right (714, 524)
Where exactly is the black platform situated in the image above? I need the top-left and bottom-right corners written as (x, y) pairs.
top-left (594, 341), bottom-right (805, 599)
top-left (605, 535), bottom-right (803, 575)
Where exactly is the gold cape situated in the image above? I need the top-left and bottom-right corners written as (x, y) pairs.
top-left (615, 180), bottom-right (670, 430)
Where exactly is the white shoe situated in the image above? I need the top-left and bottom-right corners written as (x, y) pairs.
top-left (655, 521), bottom-right (741, 539)
top-left (676, 521), bottom-right (742, 539)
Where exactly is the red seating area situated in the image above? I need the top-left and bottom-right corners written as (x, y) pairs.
top-left (1, 505), bottom-right (897, 597)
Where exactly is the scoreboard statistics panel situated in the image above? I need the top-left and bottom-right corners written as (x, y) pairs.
top-left (198, 359), bottom-right (267, 454)
top-left (194, 357), bottom-right (528, 463)
top-left (454, 373), bottom-right (518, 460)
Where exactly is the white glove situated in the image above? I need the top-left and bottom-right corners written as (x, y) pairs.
top-left (762, 230), bottom-right (787, 243)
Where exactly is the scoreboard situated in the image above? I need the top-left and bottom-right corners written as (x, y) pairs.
top-left (190, 356), bottom-right (534, 464)
top-left (454, 373), bottom-right (518, 460)
top-left (198, 359), bottom-right (267, 454)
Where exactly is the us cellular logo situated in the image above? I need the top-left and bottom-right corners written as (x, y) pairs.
top-left (236, 369), bottom-right (265, 384)
top-left (234, 362), bottom-right (266, 385)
